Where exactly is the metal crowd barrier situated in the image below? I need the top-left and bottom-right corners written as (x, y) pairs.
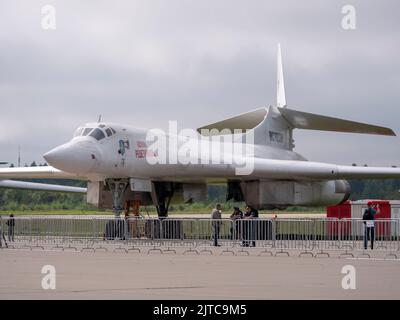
top-left (0, 216), bottom-right (398, 258)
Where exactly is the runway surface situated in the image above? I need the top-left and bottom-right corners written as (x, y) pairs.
top-left (0, 249), bottom-right (399, 299)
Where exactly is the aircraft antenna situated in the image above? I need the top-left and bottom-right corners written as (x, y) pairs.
top-left (277, 43), bottom-right (287, 108)
top-left (18, 145), bottom-right (21, 167)
top-left (98, 115), bottom-right (102, 123)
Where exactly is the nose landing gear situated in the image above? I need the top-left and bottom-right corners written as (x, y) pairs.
top-left (105, 179), bottom-right (175, 218)
top-left (106, 179), bottom-right (129, 217)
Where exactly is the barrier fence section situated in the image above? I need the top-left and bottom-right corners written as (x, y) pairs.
top-left (0, 216), bottom-right (399, 257)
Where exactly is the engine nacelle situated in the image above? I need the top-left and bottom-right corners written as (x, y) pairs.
top-left (240, 179), bottom-right (350, 210)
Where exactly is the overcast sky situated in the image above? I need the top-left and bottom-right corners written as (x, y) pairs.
top-left (0, 0), bottom-right (399, 166)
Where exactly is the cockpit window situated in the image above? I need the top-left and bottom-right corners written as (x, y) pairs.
top-left (105, 128), bottom-right (112, 137)
top-left (73, 127), bottom-right (84, 137)
top-left (74, 125), bottom-right (115, 139)
top-left (89, 128), bottom-right (106, 141)
top-left (82, 128), bottom-right (94, 136)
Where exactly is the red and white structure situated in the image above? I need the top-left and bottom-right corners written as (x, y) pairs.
top-left (327, 200), bottom-right (400, 220)
top-left (327, 200), bottom-right (400, 237)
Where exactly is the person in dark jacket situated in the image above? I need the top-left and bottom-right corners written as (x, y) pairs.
top-left (6, 214), bottom-right (15, 242)
top-left (211, 204), bottom-right (222, 246)
top-left (248, 206), bottom-right (258, 247)
top-left (363, 203), bottom-right (380, 250)
top-left (241, 206), bottom-right (258, 247)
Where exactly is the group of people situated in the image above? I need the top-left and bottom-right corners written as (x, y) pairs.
top-left (0, 214), bottom-right (15, 248)
top-left (211, 204), bottom-right (259, 247)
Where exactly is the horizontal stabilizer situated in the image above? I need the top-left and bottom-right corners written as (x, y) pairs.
top-left (278, 107), bottom-right (396, 136)
top-left (197, 108), bottom-right (267, 135)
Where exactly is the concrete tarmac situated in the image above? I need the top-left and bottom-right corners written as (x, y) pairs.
top-left (0, 249), bottom-right (399, 299)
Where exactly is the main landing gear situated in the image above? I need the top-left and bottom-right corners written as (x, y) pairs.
top-left (151, 182), bottom-right (175, 219)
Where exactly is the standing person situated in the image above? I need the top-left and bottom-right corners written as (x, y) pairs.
top-left (248, 206), bottom-right (258, 247)
top-left (363, 203), bottom-right (380, 250)
top-left (6, 214), bottom-right (15, 242)
top-left (242, 206), bottom-right (252, 247)
top-left (0, 216), bottom-right (8, 248)
top-left (230, 207), bottom-right (243, 240)
top-left (211, 204), bottom-right (222, 246)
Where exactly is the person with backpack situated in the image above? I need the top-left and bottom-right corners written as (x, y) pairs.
top-left (363, 203), bottom-right (380, 250)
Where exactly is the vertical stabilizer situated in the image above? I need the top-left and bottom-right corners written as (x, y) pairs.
top-left (277, 43), bottom-right (286, 108)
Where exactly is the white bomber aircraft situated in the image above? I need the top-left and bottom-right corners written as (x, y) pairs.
top-left (1, 45), bottom-right (400, 217)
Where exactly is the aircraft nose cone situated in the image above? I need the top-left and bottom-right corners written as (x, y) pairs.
top-left (44, 140), bottom-right (101, 174)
